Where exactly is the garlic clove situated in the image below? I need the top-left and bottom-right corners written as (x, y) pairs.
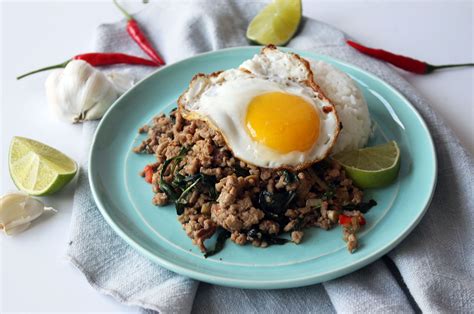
top-left (4, 223), bottom-right (31, 236)
top-left (106, 71), bottom-right (135, 94)
top-left (81, 70), bottom-right (120, 121)
top-left (45, 69), bottom-right (68, 120)
top-left (0, 192), bottom-right (56, 236)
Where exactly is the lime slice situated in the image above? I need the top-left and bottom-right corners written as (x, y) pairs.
top-left (333, 141), bottom-right (401, 189)
top-left (246, 0), bottom-right (302, 46)
top-left (9, 137), bottom-right (77, 196)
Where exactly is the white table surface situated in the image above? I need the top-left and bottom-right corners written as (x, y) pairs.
top-left (1, 0), bottom-right (473, 312)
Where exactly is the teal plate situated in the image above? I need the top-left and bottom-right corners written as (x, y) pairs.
top-left (89, 47), bottom-right (436, 289)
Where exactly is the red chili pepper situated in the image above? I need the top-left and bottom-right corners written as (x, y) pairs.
top-left (346, 40), bottom-right (474, 74)
top-left (17, 52), bottom-right (158, 80)
top-left (144, 165), bottom-right (154, 183)
top-left (338, 214), bottom-right (366, 226)
top-left (113, 0), bottom-right (165, 66)
top-left (338, 214), bottom-right (352, 226)
top-left (74, 53), bottom-right (158, 66)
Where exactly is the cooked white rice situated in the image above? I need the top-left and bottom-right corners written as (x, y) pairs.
top-left (310, 60), bottom-right (371, 154)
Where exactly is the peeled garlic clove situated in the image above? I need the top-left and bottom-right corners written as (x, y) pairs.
top-left (0, 192), bottom-right (56, 235)
top-left (4, 223), bottom-right (31, 236)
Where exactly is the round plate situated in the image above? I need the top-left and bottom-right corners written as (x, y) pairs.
top-left (89, 47), bottom-right (436, 289)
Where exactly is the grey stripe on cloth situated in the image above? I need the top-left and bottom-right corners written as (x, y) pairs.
top-left (66, 1), bottom-right (474, 313)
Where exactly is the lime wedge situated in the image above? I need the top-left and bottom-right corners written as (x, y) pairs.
top-left (246, 0), bottom-right (302, 46)
top-left (333, 141), bottom-right (401, 189)
top-left (9, 137), bottom-right (77, 196)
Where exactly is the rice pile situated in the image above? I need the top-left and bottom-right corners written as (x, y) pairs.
top-left (310, 60), bottom-right (371, 154)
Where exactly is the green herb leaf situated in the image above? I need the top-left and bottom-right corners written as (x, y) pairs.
top-left (175, 176), bottom-right (202, 215)
top-left (201, 175), bottom-right (217, 200)
top-left (343, 199), bottom-right (377, 213)
top-left (159, 147), bottom-right (189, 200)
top-left (281, 170), bottom-right (298, 184)
top-left (171, 173), bottom-right (186, 190)
top-left (322, 182), bottom-right (337, 200)
top-left (204, 229), bottom-right (231, 258)
top-left (292, 218), bottom-right (303, 231)
top-left (234, 164), bottom-right (250, 177)
top-left (263, 235), bottom-right (289, 245)
top-left (313, 160), bottom-right (331, 175)
top-left (160, 182), bottom-right (179, 201)
top-left (259, 190), bottom-right (295, 215)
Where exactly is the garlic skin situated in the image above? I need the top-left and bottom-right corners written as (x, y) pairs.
top-left (0, 192), bottom-right (56, 235)
top-left (45, 60), bottom-right (133, 123)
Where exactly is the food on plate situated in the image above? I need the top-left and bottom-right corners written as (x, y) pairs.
top-left (45, 60), bottom-right (133, 123)
top-left (246, 0), bottom-right (302, 46)
top-left (134, 46), bottom-right (388, 256)
top-left (0, 192), bottom-right (56, 235)
top-left (179, 46), bottom-right (340, 170)
top-left (309, 60), bottom-right (371, 154)
top-left (9, 136), bottom-right (77, 196)
top-left (333, 141), bottom-right (401, 188)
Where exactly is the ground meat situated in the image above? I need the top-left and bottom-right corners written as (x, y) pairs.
top-left (231, 232), bottom-right (247, 245)
top-left (184, 158), bottom-right (200, 175)
top-left (291, 231), bottom-right (304, 244)
top-left (251, 238), bottom-right (268, 248)
top-left (346, 233), bottom-right (358, 253)
top-left (216, 175), bottom-right (243, 207)
top-left (211, 198), bottom-right (264, 232)
top-left (284, 220), bottom-right (298, 232)
top-left (134, 110), bottom-right (370, 254)
top-left (259, 220), bottom-right (280, 235)
top-left (152, 193), bottom-right (168, 206)
top-left (138, 125), bottom-right (149, 133)
top-left (179, 208), bottom-right (217, 252)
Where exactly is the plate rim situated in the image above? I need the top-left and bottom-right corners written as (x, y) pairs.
top-left (89, 46), bottom-right (437, 289)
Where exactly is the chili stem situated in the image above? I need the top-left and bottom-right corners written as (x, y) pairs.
top-left (17, 60), bottom-right (70, 80)
top-left (113, 0), bottom-right (133, 21)
top-left (429, 63), bottom-right (474, 72)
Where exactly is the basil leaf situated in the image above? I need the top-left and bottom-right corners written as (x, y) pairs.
top-left (204, 229), bottom-right (231, 258)
top-left (259, 190), bottom-right (295, 215)
top-left (281, 170), bottom-right (298, 184)
top-left (343, 199), bottom-right (377, 213)
top-left (159, 146), bottom-right (189, 200)
top-left (234, 164), bottom-right (250, 177)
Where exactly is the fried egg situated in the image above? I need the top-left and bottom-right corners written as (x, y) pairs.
top-left (178, 46), bottom-right (340, 170)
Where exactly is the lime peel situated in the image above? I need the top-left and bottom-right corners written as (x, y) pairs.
top-left (9, 136), bottom-right (77, 196)
top-left (246, 0), bottom-right (302, 46)
top-left (333, 141), bottom-right (401, 189)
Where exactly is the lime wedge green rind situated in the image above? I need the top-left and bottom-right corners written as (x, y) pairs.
top-left (246, 0), bottom-right (302, 46)
top-left (9, 136), bottom-right (78, 196)
top-left (333, 141), bottom-right (401, 189)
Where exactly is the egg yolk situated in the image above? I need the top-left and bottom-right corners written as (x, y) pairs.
top-left (245, 92), bottom-right (320, 153)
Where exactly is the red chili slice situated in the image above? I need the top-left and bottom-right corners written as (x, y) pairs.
top-left (338, 214), bottom-right (366, 226)
top-left (144, 165), bottom-right (154, 183)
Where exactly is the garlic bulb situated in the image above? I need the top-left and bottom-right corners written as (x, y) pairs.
top-left (45, 60), bottom-right (133, 123)
top-left (0, 192), bottom-right (56, 235)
